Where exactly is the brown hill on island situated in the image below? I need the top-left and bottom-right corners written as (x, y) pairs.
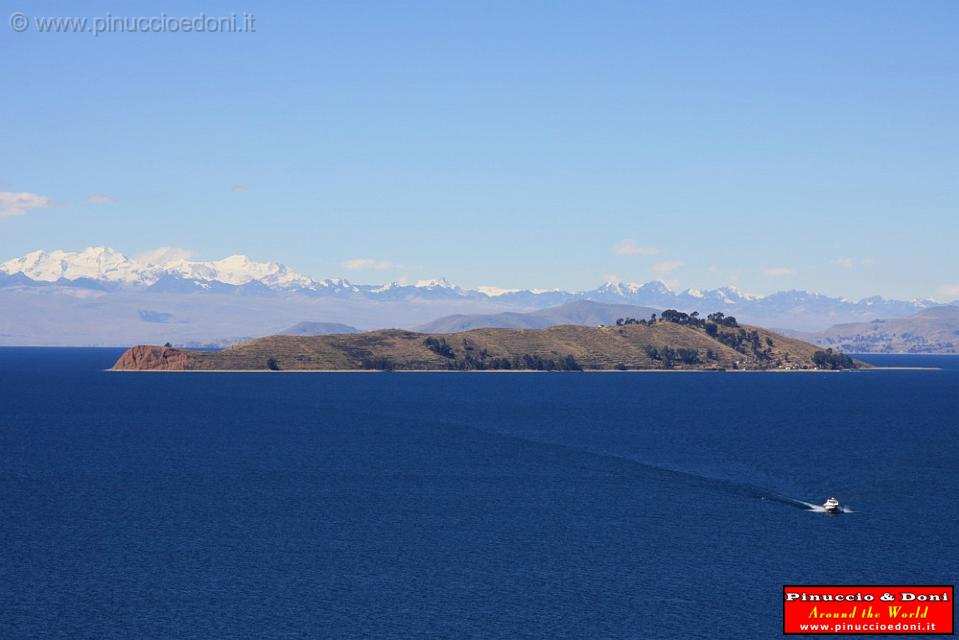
top-left (113, 312), bottom-right (861, 371)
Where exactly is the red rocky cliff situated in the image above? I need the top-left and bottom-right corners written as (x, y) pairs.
top-left (112, 346), bottom-right (195, 370)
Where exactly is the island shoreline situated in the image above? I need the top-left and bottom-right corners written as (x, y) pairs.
top-left (105, 367), bottom-right (933, 374)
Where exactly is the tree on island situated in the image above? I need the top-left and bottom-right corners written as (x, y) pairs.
top-left (812, 349), bottom-right (854, 370)
top-left (707, 312), bottom-right (738, 328)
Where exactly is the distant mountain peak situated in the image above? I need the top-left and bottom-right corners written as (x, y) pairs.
top-left (1, 246), bottom-right (142, 284)
top-left (714, 285), bottom-right (755, 302)
top-left (477, 285), bottom-right (521, 297)
top-left (595, 280), bottom-right (647, 296)
top-left (0, 247), bottom-right (315, 290)
top-left (594, 281), bottom-right (627, 294)
top-left (414, 277), bottom-right (457, 290)
top-left (639, 280), bottom-right (673, 294)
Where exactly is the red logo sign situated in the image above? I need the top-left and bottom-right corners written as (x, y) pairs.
top-left (784, 585), bottom-right (954, 635)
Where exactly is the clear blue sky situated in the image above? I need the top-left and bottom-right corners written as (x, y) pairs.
top-left (1, 0), bottom-right (956, 300)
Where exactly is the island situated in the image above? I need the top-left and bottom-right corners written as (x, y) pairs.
top-left (112, 310), bottom-right (862, 372)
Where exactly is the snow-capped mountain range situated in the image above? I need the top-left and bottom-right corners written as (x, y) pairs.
top-left (1, 245), bottom-right (947, 310)
top-left (1, 247), bottom-right (332, 290)
top-left (0, 246), bottom-right (953, 345)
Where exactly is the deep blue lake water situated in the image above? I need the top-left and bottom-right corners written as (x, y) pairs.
top-left (0, 349), bottom-right (956, 639)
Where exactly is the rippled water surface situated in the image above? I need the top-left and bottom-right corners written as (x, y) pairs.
top-left (1, 349), bottom-right (956, 638)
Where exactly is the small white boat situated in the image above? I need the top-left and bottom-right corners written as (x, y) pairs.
top-left (823, 497), bottom-right (842, 513)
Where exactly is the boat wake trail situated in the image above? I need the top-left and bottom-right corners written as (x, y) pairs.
top-left (753, 489), bottom-right (855, 513)
top-left (760, 492), bottom-right (819, 510)
top-left (701, 480), bottom-right (852, 513)
top-left (711, 482), bottom-right (855, 514)
top-left (799, 501), bottom-right (855, 514)
top-left (411, 413), bottom-right (856, 515)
